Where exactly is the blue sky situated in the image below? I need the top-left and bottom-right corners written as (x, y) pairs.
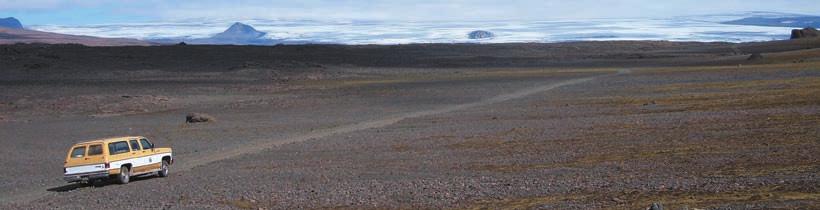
top-left (2, 0), bottom-right (819, 25)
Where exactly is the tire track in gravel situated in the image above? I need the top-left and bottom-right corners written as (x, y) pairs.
top-left (175, 70), bottom-right (628, 172)
top-left (1, 69), bottom-right (625, 205)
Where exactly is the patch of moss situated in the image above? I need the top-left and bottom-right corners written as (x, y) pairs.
top-left (465, 194), bottom-right (590, 210)
top-left (225, 198), bottom-right (257, 210)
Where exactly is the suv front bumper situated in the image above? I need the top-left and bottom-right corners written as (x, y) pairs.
top-left (64, 171), bottom-right (110, 182)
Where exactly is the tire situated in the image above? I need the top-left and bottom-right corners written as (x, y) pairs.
top-left (158, 160), bottom-right (169, 177)
top-left (117, 166), bottom-right (130, 184)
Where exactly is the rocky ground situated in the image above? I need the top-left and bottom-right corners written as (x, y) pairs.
top-left (0, 40), bottom-right (818, 209)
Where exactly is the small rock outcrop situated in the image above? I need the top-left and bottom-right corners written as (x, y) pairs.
top-left (468, 30), bottom-right (494, 39)
top-left (747, 53), bottom-right (763, 61)
top-left (0, 17), bottom-right (23, 29)
top-left (791, 27), bottom-right (819, 39)
top-left (186, 113), bottom-right (215, 123)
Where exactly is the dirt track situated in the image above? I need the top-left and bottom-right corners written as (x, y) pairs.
top-left (179, 70), bottom-right (614, 172)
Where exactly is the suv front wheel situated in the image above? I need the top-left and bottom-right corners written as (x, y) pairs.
top-left (117, 166), bottom-right (130, 184)
top-left (158, 160), bottom-right (169, 177)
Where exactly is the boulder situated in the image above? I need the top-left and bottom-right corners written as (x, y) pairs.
top-left (791, 27), bottom-right (819, 39)
top-left (186, 113), bottom-right (215, 123)
top-left (468, 30), bottom-right (494, 39)
top-left (0, 17), bottom-right (23, 29)
top-left (747, 53), bottom-right (763, 61)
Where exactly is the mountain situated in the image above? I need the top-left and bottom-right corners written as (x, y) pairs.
top-left (0, 17), bottom-right (23, 29)
top-left (468, 30), bottom-right (494, 39)
top-left (150, 22), bottom-right (282, 45)
top-left (723, 15), bottom-right (820, 28)
top-left (0, 28), bottom-right (153, 46)
top-left (212, 22), bottom-right (267, 40)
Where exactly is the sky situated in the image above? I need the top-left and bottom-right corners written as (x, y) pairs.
top-left (1, 0), bottom-right (819, 25)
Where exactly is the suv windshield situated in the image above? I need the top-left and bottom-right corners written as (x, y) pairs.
top-left (108, 141), bottom-right (130, 155)
top-left (70, 146), bottom-right (85, 158)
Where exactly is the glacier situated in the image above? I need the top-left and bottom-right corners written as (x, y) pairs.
top-left (26, 14), bottom-right (802, 45)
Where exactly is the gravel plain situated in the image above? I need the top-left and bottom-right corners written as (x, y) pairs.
top-left (0, 41), bottom-right (819, 209)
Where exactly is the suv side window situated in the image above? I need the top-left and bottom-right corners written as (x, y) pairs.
top-left (129, 140), bottom-right (141, 151)
top-left (70, 146), bottom-right (86, 158)
top-left (88, 145), bottom-right (103, 156)
top-left (139, 139), bottom-right (153, 150)
top-left (108, 141), bottom-right (130, 155)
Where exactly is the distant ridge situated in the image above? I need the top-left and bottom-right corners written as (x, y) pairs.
top-left (0, 28), bottom-right (153, 46)
top-left (0, 17), bottom-right (24, 29)
top-left (0, 17), bottom-right (152, 46)
top-left (723, 15), bottom-right (820, 28)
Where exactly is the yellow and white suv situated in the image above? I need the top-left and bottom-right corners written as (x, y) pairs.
top-left (63, 136), bottom-right (173, 184)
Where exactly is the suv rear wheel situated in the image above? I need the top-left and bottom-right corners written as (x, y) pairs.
top-left (158, 160), bottom-right (169, 177)
top-left (117, 166), bottom-right (130, 184)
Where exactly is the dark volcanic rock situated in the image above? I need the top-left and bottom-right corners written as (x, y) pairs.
top-left (212, 22), bottom-right (267, 40)
top-left (186, 113), bottom-right (215, 123)
top-left (0, 17), bottom-right (23, 29)
top-left (468, 30), bottom-right (494, 39)
top-left (791, 27), bottom-right (819, 39)
top-left (747, 53), bottom-right (764, 61)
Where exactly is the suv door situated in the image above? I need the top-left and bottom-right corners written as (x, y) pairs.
top-left (107, 141), bottom-right (132, 174)
top-left (128, 139), bottom-right (151, 173)
top-left (138, 138), bottom-right (161, 171)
